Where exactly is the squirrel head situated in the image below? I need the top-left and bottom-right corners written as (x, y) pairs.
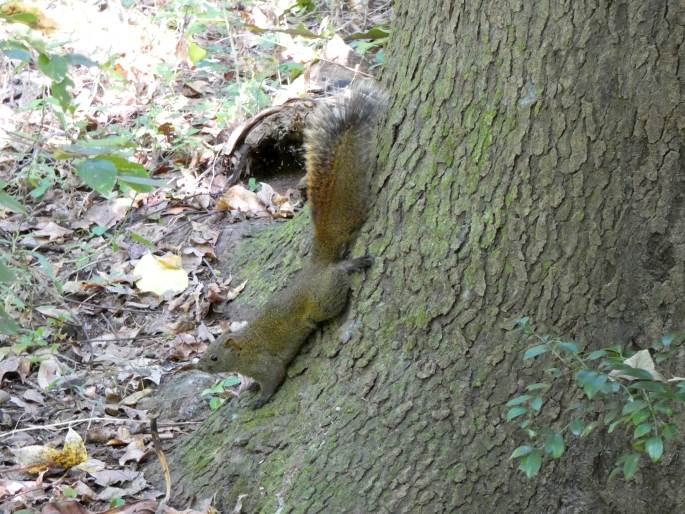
top-left (197, 334), bottom-right (242, 373)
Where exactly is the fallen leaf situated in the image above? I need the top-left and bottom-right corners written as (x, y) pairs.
top-left (33, 221), bottom-right (73, 242)
top-left (36, 305), bottom-right (75, 322)
top-left (120, 388), bottom-right (153, 406)
top-left (37, 357), bottom-right (62, 390)
top-left (84, 197), bottom-right (133, 229)
top-left (215, 185), bottom-right (265, 215)
top-left (41, 500), bottom-right (89, 514)
top-left (11, 445), bottom-right (59, 471)
top-left (226, 280), bottom-right (247, 301)
top-left (88, 469), bottom-right (139, 487)
top-left (118, 435), bottom-right (147, 465)
top-left (0, 356), bottom-right (20, 383)
top-left (52, 428), bottom-right (88, 469)
top-left (133, 253), bottom-right (189, 296)
top-left (96, 474), bottom-right (147, 501)
top-left (23, 389), bottom-right (45, 404)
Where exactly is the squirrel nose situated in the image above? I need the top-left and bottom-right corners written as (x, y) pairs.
top-left (211, 355), bottom-right (218, 361)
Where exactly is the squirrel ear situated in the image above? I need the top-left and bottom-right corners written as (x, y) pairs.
top-left (223, 337), bottom-right (242, 352)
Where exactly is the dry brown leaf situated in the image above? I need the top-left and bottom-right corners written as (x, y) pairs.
top-left (215, 185), bottom-right (265, 215)
top-left (33, 221), bottom-right (74, 242)
top-left (37, 357), bottom-right (62, 390)
top-left (41, 499), bottom-right (90, 514)
top-left (120, 388), bottom-right (153, 406)
top-left (23, 389), bottom-right (45, 404)
top-left (0, 356), bottom-right (20, 383)
top-left (226, 280), bottom-right (247, 301)
top-left (88, 469), bottom-right (140, 487)
top-left (106, 499), bottom-right (158, 513)
top-left (118, 435), bottom-right (147, 465)
top-left (84, 198), bottom-right (133, 229)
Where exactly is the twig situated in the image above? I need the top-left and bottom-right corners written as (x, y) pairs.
top-left (0, 416), bottom-right (203, 439)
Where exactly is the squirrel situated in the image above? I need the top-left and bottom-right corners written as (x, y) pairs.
top-left (197, 82), bottom-right (387, 408)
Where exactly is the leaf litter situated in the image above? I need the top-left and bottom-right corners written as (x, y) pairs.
top-left (0, 0), bottom-right (390, 512)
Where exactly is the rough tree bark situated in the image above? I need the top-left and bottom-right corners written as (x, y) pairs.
top-left (166, 1), bottom-right (684, 512)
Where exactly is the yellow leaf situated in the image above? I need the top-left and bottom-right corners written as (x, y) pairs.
top-left (53, 428), bottom-right (87, 469)
top-left (11, 428), bottom-right (86, 472)
top-left (134, 253), bottom-right (189, 296)
top-left (188, 41), bottom-right (207, 65)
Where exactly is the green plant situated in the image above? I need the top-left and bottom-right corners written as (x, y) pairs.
top-left (507, 317), bottom-right (685, 480)
top-left (201, 375), bottom-right (242, 410)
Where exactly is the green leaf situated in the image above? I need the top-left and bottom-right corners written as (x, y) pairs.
top-left (569, 419), bottom-right (585, 436)
top-left (109, 498), bottom-right (125, 509)
top-left (65, 53), bottom-right (97, 67)
top-left (96, 155), bottom-right (162, 193)
top-left (247, 177), bottom-right (258, 191)
top-left (91, 225), bottom-right (107, 236)
top-left (545, 367), bottom-right (562, 378)
top-left (62, 485), bottom-right (77, 499)
top-left (633, 423), bottom-right (652, 439)
top-left (523, 344), bottom-right (549, 360)
top-left (630, 409), bottom-right (650, 424)
top-left (518, 449), bottom-right (543, 478)
top-left (580, 421), bottom-right (598, 438)
top-left (208, 396), bottom-right (224, 411)
top-left (76, 159), bottom-right (117, 196)
top-left (37, 53), bottom-right (68, 81)
top-left (506, 407), bottom-right (528, 421)
top-left (0, 41), bottom-right (31, 62)
top-left (510, 445), bottom-right (534, 459)
top-left (628, 381), bottom-right (667, 394)
top-left (661, 423), bottom-right (677, 440)
top-left (645, 437), bottom-right (663, 462)
top-left (525, 382), bottom-right (550, 391)
top-left (514, 316), bottom-right (530, 330)
top-left (0, 262), bottom-right (15, 283)
top-left (575, 370), bottom-right (607, 399)
top-left (506, 394), bottom-right (531, 407)
top-left (529, 396), bottom-right (543, 412)
top-left (221, 376), bottom-right (241, 388)
top-left (130, 232), bottom-right (154, 247)
top-left (608, 465), bottom-right (623, 481)
top-left (30, 177), bottom-right (53, 199)
top-left (346, 26), bottom-right (390, 41)
top-left (51, 77), bottom-right (73, 112)
top-left (587, 349), bottom-right (607, 360)
top-left (54, 137), bottom-right (135, 159)
top-left (188, 41), bottom-right (207, 65)
top-left (0, 306), bottom-right (19, 335)
top-left (557, 341), bottom-right (579, 354)
top-left (0, 191), bottom-right (27, 214)
top-left (623, 453), bottom-right (641, 479)
top-left (611, 364), bottom-right (654, 381)
top-left (5, 12), bottom-right (38, 26)
top-left (543, 431), bottom-right (564, 458)
top-left (118, 175), bottom-right (166, 190)
top-left (622, 400), bottom-right (648, 415)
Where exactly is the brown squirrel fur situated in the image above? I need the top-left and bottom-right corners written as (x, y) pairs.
top-left (197, 82), bottom-right (386, 408)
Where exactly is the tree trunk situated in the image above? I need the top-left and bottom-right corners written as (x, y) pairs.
top-left (166, 1), bottom-right (685, 512)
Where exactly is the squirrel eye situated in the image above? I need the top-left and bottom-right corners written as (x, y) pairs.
top-left (211, 355), bottom-right (218, 362)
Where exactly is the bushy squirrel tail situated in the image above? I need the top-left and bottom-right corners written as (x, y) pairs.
top-left (304, 81), bottom-right (387, 263)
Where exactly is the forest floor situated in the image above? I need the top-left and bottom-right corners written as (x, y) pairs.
top-left (0, 1), bottom-right (389, 512)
